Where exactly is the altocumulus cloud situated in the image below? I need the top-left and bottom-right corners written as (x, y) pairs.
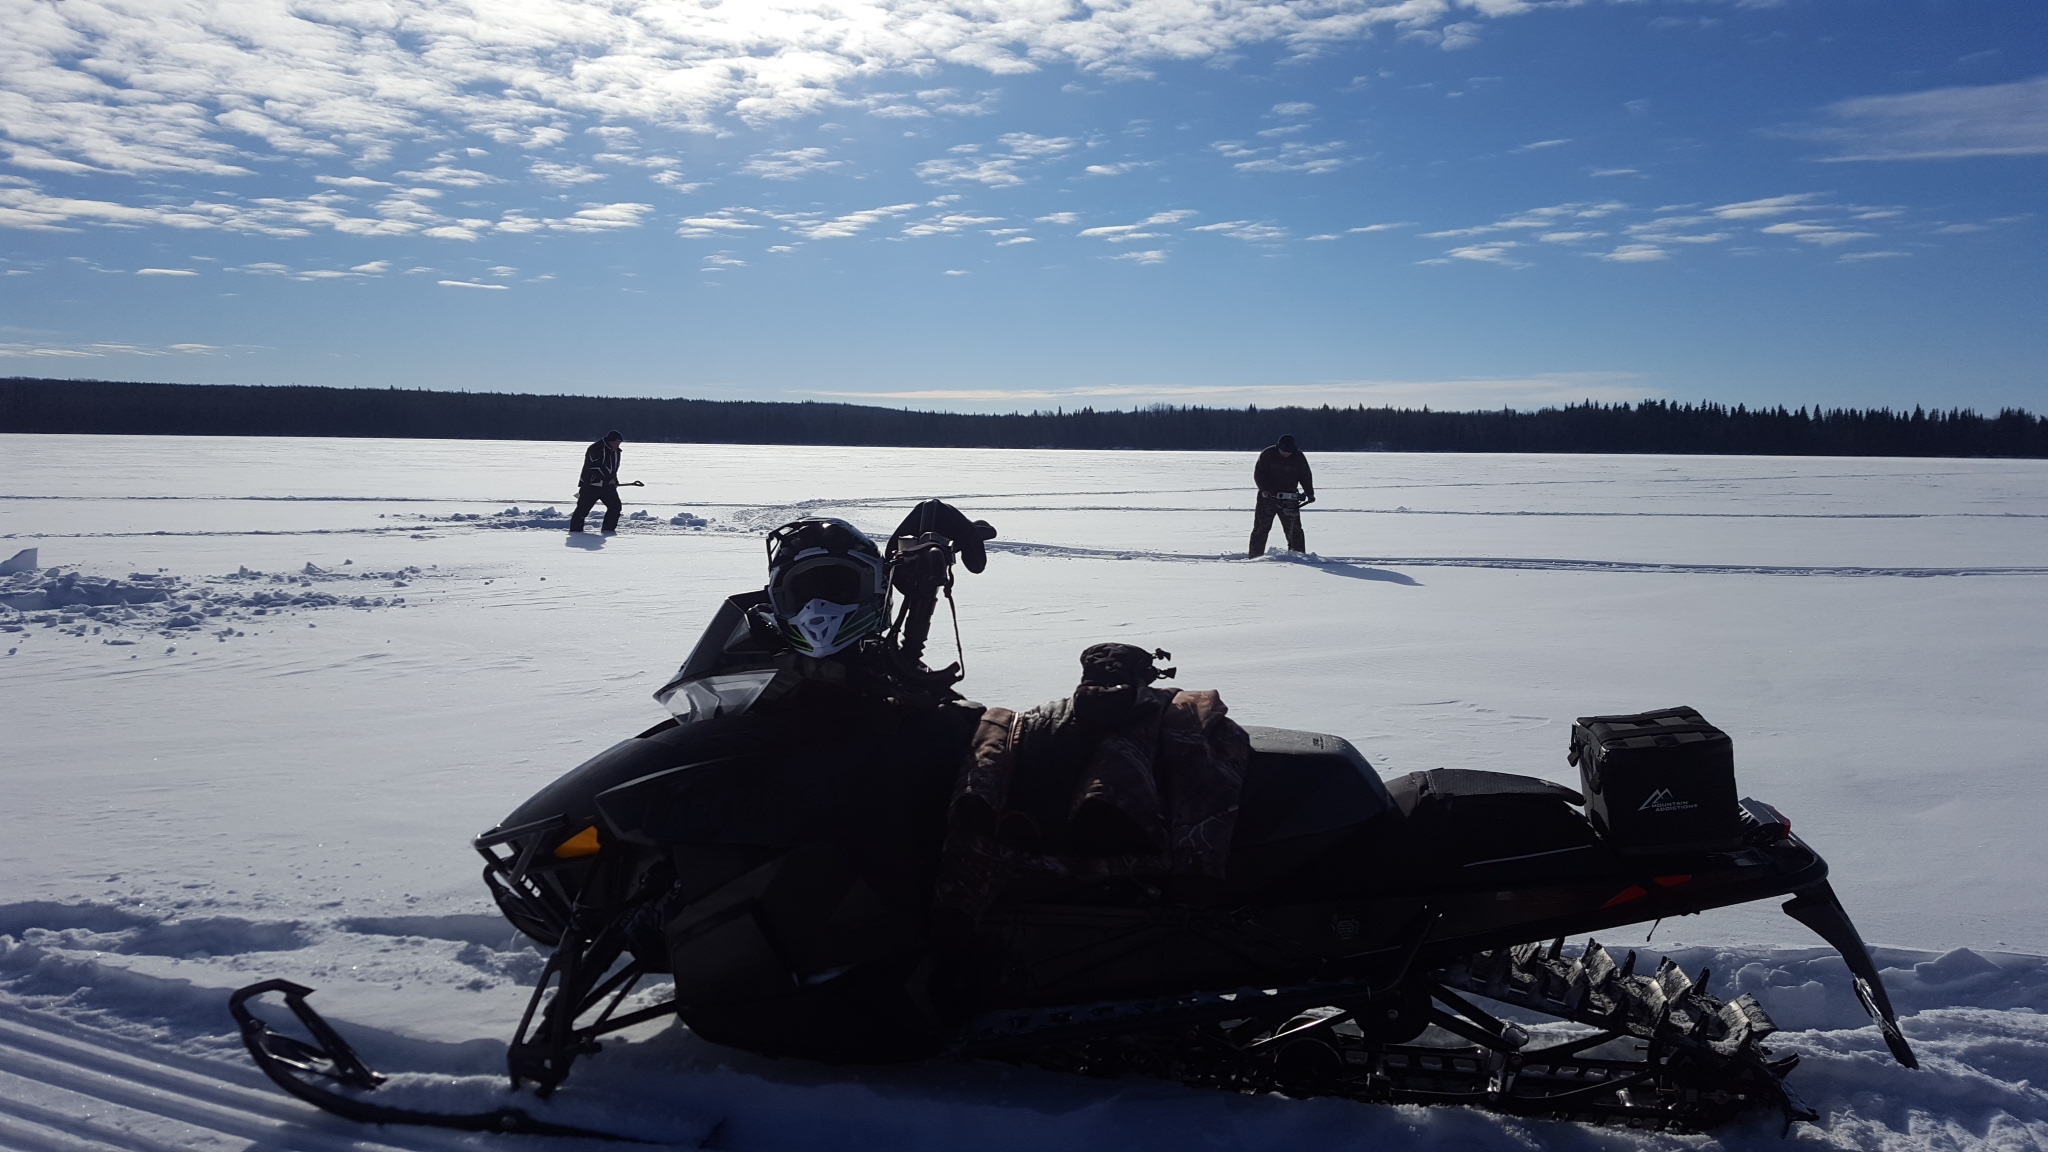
top-left (0, 0), bottom-right (1545, 178)
top-left (0, 175), bottom-right (651, 240)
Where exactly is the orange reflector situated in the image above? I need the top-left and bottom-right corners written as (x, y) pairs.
top-left (1601, 884), bottom-right (1648, 909)
top-left (554, 826), bottom-right (602, 858)
top-left (1653, 874), bottom-right (1692, 888)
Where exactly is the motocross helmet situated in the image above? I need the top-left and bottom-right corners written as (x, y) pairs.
top-left (764, 517), bottom-right (888, 657)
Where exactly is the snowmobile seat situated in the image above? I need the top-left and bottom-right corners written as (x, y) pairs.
top-left (1228, 726), bottom-right (1394, 890)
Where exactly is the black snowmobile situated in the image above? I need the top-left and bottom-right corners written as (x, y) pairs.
top-left (233, 500), bottom-right (1916, 1138)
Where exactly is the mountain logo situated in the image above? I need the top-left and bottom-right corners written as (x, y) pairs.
top-left (1639, 788), bottom-right (1699, 813)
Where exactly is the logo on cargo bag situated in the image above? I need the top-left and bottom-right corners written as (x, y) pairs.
top-left (1639, 788), bottom-right (1699, 813)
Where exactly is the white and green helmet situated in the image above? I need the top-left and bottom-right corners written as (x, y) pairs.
top-left (764, 518), bottom-right (888, 657)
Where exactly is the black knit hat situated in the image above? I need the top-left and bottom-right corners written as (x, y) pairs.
top-left (1073, 643), bottom-right (1177, 727)
top-left (604, 430), bottom-right (623, 443)
top-left (1277, 434), bottom-right (1297, 451)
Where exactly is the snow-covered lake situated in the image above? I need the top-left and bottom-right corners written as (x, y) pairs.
top-left (3, 435), bottom-right (2045, 1151)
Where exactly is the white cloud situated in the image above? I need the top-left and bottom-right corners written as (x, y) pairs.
top-left (1589, 168), bottom-right (1641, 177)
top-left (996, 235), bottom-right (1034, 245)
top-left (135, 267), bottom-right (198, 276)
top-left (1230, 140), bottom-right (1350, 174)
top-left (1191, 220), bottom-right (1288, 241)
top-left (811, 372), bottom-right (1652, 409)
top-left (998, 133), bottom-right (1076, 157)
top-left (530, 161), bottom-right (606, 186)
top-left (1420, 193), bottom-right (1910, 266)
top-left (902, 213), bottom-right (1003, 237)
top-left (1624, 215), bottom-right (1729, 244)
top-left (0, 175), bottom-right (647, 242)
top-left (351, 260), bottom-right (390, 273)
top-left (1595, 243), bottom-right (1667, 263)
top-left (0, 1), bottom-right (1539, 179)
top-left (231, 260), bottom-right (384, 280)
top-left (701, 254), bottom-right (747, 269)
top-left (0, 340), bottom-right (226, 358)
top-left (1839, 250), bottom-right (1911, 262)
top-left (741, 148), bottom-right (845, 180)
top-left (438, 279), bottom-right (509, 289)
top-left (917, 133), bottom-right (1076, 186)
top-left (943, 269), bottom-right (969, 275)
top-left (1036, 211), bottom-right (1081, 225)
top-left (1270, 102), bottom-right (1317, 117)
top-left (0, 345), bottom-right (98, 358)
top-left (1442, 242), bottom-right (1527, 266)
top-left (1708, 194), bottom-right (1820, 219)
top-left (1114, 249), bottom-right (1168, 264)
top-left (1349, 222), bottom-right (1413, 233)
top-left (782, 203), bottom-right (922, 240)
top-left (1441, 22), bottom-right (1484, 49)
top-left (677, 211), bottom-right (762, 238)
top-left (1759, 221), bottom-right (1875, 246)
top-left (1425, 201), bottom-right (1627, 239)
top-left (316, 175), bottom-right (393, 189)
top-left (1512, 138), bottom-right (1571, 152)
top-left (545, 203), bottom-right (652, 233)
top-left (1795, 76), bottom-right (2048, 160)
top-left (396, 166), bottom-right (499, 187)
top-left (1078, 209), bottom-right (1195, 242)
top-left (916, 156), bottom-right (1028, 186)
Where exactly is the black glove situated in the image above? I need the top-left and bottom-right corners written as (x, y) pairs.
top-left (889, 499), bottom-right (999, 573)
top-left (1299, 494), bottom-right (1316, 507)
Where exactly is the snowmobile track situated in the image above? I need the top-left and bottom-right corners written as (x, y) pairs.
top-left (0, 1006), bottom-right (481, 1152)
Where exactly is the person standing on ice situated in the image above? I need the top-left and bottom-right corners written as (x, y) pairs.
top-left (570, 430), bottom-right (637, 534)
top-left (1248, 434), bottom-right (1315, 557)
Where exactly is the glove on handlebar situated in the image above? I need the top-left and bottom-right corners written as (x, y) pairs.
top-left (889, 499), bottom-right (999, 573)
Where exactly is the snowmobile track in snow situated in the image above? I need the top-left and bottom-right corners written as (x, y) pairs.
top-left (0, 1005), bottom-right (489, 1152)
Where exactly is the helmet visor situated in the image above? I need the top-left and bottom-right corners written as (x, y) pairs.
top-left (768, 552), bottom-right (883, 620)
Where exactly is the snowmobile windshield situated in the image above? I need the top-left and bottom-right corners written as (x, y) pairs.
top-left (658, 668), bottom-right (779, 723)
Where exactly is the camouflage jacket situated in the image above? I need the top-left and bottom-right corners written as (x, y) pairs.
top-left (936, 685), bottom-right (1249, 920)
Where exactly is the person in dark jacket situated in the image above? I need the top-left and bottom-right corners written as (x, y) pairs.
top-left (1248, 434), bottom-right (1314, 557)
top-left (570, 431), bottom-right (628, 534)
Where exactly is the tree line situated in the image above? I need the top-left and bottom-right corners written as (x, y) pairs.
top-left (4, 377), bottom-right (2044, 457)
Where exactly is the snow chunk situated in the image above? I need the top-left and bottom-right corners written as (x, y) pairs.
top-left (1916, 947), bottom-right (2003, 984)
top-left (0, 547), bottom-right (37, 576)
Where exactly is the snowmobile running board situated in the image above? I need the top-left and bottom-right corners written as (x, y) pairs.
top-left (229, 979), bottom-right (663, 1143)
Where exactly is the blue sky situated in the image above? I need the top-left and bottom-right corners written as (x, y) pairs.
top-left (2, 0), bottom-right (2043, 414)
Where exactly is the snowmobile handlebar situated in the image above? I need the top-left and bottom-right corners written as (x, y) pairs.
top-left (885, 499), bottom-right (998, 668)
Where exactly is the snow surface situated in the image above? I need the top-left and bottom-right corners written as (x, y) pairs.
top-left (2, 434), bottom-right (2045, 1151)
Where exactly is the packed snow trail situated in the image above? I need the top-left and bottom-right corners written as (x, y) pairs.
top-left (5, 437), bottom-right (2048, 1150)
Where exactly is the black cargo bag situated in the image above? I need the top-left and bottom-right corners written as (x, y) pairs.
top-left (1569, 706), bottom-right (1740, 855)
top-left (1386, 769), bottom-right (1593, 871)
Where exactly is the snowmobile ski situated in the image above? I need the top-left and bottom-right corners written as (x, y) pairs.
top-left (229, 979), bottom-right (666, 1142)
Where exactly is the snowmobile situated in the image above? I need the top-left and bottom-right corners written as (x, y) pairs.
top-left (232, 500), bottom-right (1916, 1138)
